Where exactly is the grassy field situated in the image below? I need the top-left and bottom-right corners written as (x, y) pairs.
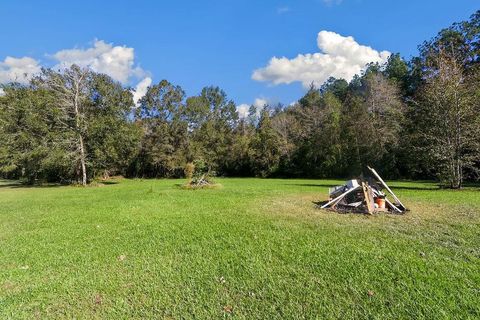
top-left (0, 178), bottom-right (479, 319)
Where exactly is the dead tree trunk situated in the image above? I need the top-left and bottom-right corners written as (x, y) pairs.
top-left (73, 76), bottom-right (87, 186)
top-left (78, 134), bottom-right (87, 185)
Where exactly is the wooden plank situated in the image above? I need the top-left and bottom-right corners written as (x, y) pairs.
top-left (367, 166), bottom-right (406, 210)
top-left (320, 185), bottom-right (361, 209)
top-left (362, 182), bottom-right (375, 214)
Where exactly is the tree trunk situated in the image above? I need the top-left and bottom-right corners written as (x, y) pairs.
top-left (79, 134), bottom-right (87, 186)
top-left (74, 79), bottom-right (87, 186)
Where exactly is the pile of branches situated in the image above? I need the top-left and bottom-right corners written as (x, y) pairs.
top-left (319, 167), bottom-right (407, 214)
top-left (182, 160), bottom-right (220, 189)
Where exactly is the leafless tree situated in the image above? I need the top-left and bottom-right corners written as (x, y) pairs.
top-left (342, 73), bottom-right (405, 174)
top-left (364, 72), bottom-right (405, 152)
top-left (39, 65), bottom-right (91, 185)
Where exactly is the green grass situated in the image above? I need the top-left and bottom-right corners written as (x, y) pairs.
top-left (0, 178), bottom-right (479, 319)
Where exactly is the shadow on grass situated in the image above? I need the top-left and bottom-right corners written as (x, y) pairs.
top-left (294, 183), bottom-right (474, 192)
top-left (388, 186), bottom-right (439, 191)
top-left (0, 179), bottom-right (120, 189)
top-left (97, 181), bottom-right (119, 185)
top-left (0, 182), bottom-right (22, 189)
top-left (312, 200), bottom-right (372, 215)
top-left (0, 182), bottom-right (63, 189)
top-left (286, 181), bottom-right (480, 191)
top-left (312, 200), bottom-right (328, 207)
top-left (283, 183), bottom-right (340, 188)
top-left (392, 184), bottom-right (480, 191)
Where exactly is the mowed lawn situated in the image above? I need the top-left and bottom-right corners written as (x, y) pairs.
top-left (0, 178), bottom-right (479, 319)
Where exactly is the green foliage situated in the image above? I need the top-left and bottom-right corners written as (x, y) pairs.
top-left (320, 77), bottom-right (349, 101)
top-left (0, 83), bottom-right (69, 183)
top-left (186, 86), bottom-right (239, 173)
top-left (192, 159), bottom-right (214, 180)
top-left (384, 53), bottom-right (409, 93)
top-left (249, 108), bottom-right (280, 177)
top-left (412, 49), bottom-right (480, 188)
top-left (0, 66), bottom-right (140, 184)
top-left (1, 10), bottom-right (480, 186)
top-left (87, 73), bottom-right (142, 179)
top-left (132, 80), bottom-right (188, 178)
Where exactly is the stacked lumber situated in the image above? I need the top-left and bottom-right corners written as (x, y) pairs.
top-left (319, 167), bottom-right (407, 214)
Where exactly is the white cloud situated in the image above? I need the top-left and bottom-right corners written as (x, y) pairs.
top-left (52, 40), bottom-right (146, 84)
top-left (237, 97), bottom-right (270, 119)
top-left (0, 56), bottom-right (41, 84)
top-left (236, 104), bottom-right (250, 119)
top-left (0, 40), bottom-right (152, 109)
top-left (0, 88), bottom-right (4, 96)
top-left (132, 76), bottom-right (152, 106)
top-left (254, 98), bottom-right (268, 109)
top-left (1, 40), bottom-right (148, 85)
top-left (252, 30), bottom-right (390, 88)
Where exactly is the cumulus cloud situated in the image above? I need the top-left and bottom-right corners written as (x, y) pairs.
top-left (236, 97), bottom-right (270, 119)
top-left (52, 40), bottom-right (146, 84)
top-left (0, 40), bottom-right (153, 108)
top-left (132, 76), bottom-right (152, 106)
top-left (0, 56), bottom-right (41, 84)
top-left (236, 104), bottom-right (250, 119)
top-left (253, 98), bottom-right (268, 109)
top-left (252, 30), bottom-right (390, 88)
top-left (1, 39), bottom-right (149, 87)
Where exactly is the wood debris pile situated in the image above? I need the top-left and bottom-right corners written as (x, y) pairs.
top-left (320, 166), bottom-right (407, 214)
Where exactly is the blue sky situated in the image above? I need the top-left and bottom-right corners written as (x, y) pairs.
top-left (0, 0), bottom-right (478, 108)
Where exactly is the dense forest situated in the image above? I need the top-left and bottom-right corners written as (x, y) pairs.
top-left (1, 11), bottom-right (479, 188)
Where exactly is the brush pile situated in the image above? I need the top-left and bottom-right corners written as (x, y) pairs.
top-left (182, 159), bottom-right (220, 189)
top-left (320, 167), bottom-right (407, 214)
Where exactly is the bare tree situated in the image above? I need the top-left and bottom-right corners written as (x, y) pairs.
top-left (341, 72), bottom-right (405, 175)
top-left (39, 65), bottom-right (91, 185)
top-left (271, 111), bottom-right (296, 158)
top-left (364, 72), bottom-right (405, 152)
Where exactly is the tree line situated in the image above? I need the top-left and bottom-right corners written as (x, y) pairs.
top-left (1, 11), bottom-right (479, 188)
